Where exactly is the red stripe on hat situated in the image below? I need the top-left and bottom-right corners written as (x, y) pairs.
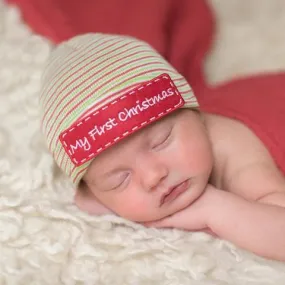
top-left (41, 37), bottom-right (116, 104)
top-left (75, 82), bottom-right (144, 123)
top-left (41, 37), bottom-right (127, 107)
top-left (42, 47), bottom-right (150, 128)
top-left (71, 163), bottom-right (83, 183)
top-left (44, 56), bottom-right (160, 135)
top-left (176, 81), bottom-right (192, 89)
top-left (42, 42), bottom-right (145, 110)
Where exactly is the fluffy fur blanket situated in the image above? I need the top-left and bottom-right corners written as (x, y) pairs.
top-left (1, 0), bottom-right (285, 284)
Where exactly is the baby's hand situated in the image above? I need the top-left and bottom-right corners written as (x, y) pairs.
top-left (144, 184), bottom-right (218, 233)
top-left (75, 189), bottom-right (114, 216)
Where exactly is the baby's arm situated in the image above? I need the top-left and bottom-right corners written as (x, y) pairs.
top-left (207, 188), bottom-right (285, 261)
top-left (146, 184), bottom-right (285, 262)
top-left (212, 160), bottom-right (285, 261)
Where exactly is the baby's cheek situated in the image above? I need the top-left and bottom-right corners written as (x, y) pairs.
top-left (114, 197), bottom-right (153, 222)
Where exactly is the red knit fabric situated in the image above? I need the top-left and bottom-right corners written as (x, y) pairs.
top-left (7, 0), bottom-right (285, 174)
top-left (5, 0), bottom-right (214, 94)
top-left (200, 73), bottom-right (285, 174)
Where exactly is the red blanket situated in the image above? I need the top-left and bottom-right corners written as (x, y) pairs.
top-left (7, 0), bottom-right (285, 174)
top-left (6, 0), bottom-right (214, 95)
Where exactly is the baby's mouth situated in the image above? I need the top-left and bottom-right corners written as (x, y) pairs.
top-left (160, 179), bottom-right (190, 206)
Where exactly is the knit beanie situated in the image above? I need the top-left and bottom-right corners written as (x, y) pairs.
top-left (39, 33), bottom-right (198, 185)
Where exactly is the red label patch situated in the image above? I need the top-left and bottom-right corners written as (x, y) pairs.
top-left (59, 73), bottom-right (185, 166)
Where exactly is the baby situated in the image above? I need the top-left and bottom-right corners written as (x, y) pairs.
top-left (40, 33), bottom-right (285, 262)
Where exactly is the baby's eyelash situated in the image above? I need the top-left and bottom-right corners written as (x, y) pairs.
top-left (152, 128), bottom-right (173, 149)
top-left (108, 172), bottom-right (130, 191)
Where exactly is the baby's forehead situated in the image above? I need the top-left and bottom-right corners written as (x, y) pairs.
top-left (129, 110), bottom-right (179, 136)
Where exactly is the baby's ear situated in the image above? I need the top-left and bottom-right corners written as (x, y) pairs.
top-left (74, 181), bottom-right (113, 215)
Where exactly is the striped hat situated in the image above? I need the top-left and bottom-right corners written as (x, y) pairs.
top-left (39, 33), bottom-right (198, 185)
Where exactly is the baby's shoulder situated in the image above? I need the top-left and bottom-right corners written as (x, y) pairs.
top-left (205, 113), bottom-right (285, 200)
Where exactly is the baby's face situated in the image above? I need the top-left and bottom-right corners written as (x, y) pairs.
top-left (83, 109), bottom-right (213, 222)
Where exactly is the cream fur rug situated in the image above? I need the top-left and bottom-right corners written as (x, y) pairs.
top-left (1, 1), bottom-right (285, 284)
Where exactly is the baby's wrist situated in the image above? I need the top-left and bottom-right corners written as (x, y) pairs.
top-left (202, 185), bottom-right (232, 227)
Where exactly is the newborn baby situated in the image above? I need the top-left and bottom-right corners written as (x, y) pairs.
top-left (40, 33), bottom-right (285, 262)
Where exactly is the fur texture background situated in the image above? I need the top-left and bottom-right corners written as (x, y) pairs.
top-left (0, 0), bottom-right (285, 284)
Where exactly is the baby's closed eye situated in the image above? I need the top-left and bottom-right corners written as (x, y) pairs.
top-left (103, 171), bottom-right (131, 191)
top-left (150, 127), bottom-right (173, 150)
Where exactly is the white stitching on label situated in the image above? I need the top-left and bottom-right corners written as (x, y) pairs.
top-left (174, 99), bottom-right (183, 108)
top-left (63, 74), bottom-right (183, 165)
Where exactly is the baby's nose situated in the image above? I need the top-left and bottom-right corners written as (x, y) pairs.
top-left (137, 154), bottom-right (169, 191)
